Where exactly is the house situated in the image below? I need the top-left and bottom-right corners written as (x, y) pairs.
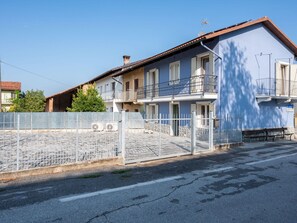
top-left (111, 17), bottom-right (297, 135)
top-left (47, 16), bottom-right (297, 136)
top-left (0, 81), bottom-right (21, 112)
top-left (46, 56), bottom-right (143, 112)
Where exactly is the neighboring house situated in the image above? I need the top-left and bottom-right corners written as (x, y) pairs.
top-left (0, 81), bottom-right (21, 112)
top-left (111, 17), bottom-right (297, 134)
top-left (45, 56), bottom-right (143, 112)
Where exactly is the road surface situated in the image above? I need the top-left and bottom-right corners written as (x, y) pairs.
top-left (0, 141), bottom-right (297, 222)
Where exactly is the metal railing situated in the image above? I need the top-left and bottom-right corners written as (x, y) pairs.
top-left (256, 78), bottom-right (297, 97)
top-left (137, 74), bottom-right (217, 99)
top-left (123, 90), bottom-right (138, 102)
top-left (100, 90), bottom-right (123, 101)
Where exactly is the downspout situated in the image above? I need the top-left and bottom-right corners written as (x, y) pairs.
top-left (200, 41), bottom-right (223, 135)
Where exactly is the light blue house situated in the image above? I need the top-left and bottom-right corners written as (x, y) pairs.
top-left (112, 17), bottom-right (297, 135)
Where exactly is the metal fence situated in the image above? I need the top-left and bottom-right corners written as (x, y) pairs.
top-left (0, 112), bottom-right (120, 173)
top-left (0, 112), bottom-right (243, 173)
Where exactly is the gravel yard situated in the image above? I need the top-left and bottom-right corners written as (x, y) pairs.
top-left (0, 129), bottom-right (192, 172)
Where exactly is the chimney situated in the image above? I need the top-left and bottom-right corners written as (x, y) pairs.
top-left (123, 55), bottom-right (131, 65)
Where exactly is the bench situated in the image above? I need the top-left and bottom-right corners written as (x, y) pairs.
top-left (243, 127), bottom-right (294, 142)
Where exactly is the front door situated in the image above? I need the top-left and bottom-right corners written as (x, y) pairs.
top-left (201, 56), bottom-right (210, 92)
top-left (172, 104), bottom-right (179, 136)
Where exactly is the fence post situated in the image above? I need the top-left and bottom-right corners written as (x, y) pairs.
top-left (16, 114), bottom-right (20, 171)
top-left (191, 111), bottom-right (196, 155)
top-left (119, 111), bottom-right (126, 164)
top-left (159, 113), bottom-right (161, 156)
top-left (30, 112), bottom-right (33, 133)
top-left (209, 111), bottom-right (214, 151)
top-left (75, 113), bottom-right (79, 162)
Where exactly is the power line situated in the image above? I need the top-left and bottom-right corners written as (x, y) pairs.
top-left (1, 60), bottom-right (71, 87)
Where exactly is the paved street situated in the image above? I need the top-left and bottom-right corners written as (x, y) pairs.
top-left (0, 141), bottom-right (297, 223)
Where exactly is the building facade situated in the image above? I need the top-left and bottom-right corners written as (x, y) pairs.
top-left (0, 81), bottom-right (21, 112)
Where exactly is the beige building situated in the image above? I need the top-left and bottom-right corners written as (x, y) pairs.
top-left (0, 81), bottom-right (21, 112)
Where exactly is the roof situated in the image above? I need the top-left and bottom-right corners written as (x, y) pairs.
top-left (46, 59), bottom-right (145, 99)
top-left (47, 16), bottom-right (297, 98)
top-left (111, 16), bottom-right (297, 77)
top-left (0, 81), bottom-right (21, 91)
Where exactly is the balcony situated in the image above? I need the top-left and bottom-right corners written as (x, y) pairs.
top-left (100, 90), bottom-right (122, 102)
top-left (137, 75), bottom-right (217, 101)
top-left (256, 78), bottom-right (297, 103)
top-left (123, 90), bottom-right (138, 102)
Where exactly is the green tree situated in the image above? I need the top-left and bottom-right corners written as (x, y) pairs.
top-left (67, 86), bottom-right (106, 112)
top-left (9, 90), bottom-right (45, 112)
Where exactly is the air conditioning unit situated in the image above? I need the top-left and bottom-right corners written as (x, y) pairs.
top-left (105, 122), bottom-right (118, 132)
top-left (91, 123), bottom-right (104, 132)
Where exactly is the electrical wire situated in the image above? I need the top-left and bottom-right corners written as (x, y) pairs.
top-left (1, 60), bottom-right (71, 87)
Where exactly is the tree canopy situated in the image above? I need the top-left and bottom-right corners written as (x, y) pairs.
top-left (67, 86), bottom-right (106, 112)
top-left (9, 90), bottom-right (46, 112)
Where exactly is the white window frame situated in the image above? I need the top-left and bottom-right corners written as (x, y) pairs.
top-left (169, 61), bottom-right (180, 85)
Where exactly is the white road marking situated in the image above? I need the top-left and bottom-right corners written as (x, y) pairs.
top-left (202, 166), bottom-right (234, 174)
top-left (59, 151), bottom-right (297, 203)
top-left (59, 175), bottom-right (182, 203)
top-left (246, 152), bottom-right (297, 166)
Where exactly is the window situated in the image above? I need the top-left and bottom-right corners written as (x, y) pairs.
top-left (111, 82), bottom-right (115, 91)
top-left (134, 79), bottom-right (139, 91)
top-left (169, 61), bottom-right (180, 85)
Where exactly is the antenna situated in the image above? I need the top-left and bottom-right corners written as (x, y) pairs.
top-left (199, 18), bottom-right (208, 36)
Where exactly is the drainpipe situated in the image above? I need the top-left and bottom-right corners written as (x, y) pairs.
top-left (200, 41), bottom-right (223, 131)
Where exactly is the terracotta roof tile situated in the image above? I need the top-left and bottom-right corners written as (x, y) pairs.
top-left (0, 81), bottom-right (21, 91)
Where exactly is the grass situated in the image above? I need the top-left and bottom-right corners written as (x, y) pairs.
top-left (111, 169), bottom-right (131, 175)
top-left (79, 173), bottom-right (102, 179)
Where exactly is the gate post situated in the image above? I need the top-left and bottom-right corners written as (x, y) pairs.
top-left (191, 111), bottom-right (196, 155)
top-left (209, 111), bottom-right (214, 151)
top-left (119, 111), bottom-right (126, 164)
top-left (16, 114), bottom-right (20, 171)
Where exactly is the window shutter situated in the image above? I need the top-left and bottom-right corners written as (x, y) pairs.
top-left (169, 64), bottom-right (173, 81)
top-left (196, 104), bottom-right (202, 127)
top-left (209, 53), bottom-right (214, 76)
top-left (146, 71), bottom-right (150, 85)
top-left (177, 62), bottom-right (180, 80)
top-left (275, 62), bottom-right (282, 95)
top-left (291, 64), bottom-right (297, 96)
top-left (191, 57), bottom-right (197, 77)
top-left (155, 69), bottom-right (159, 84)
top-left (155, 104), bottom-right (159, 119)
top-left (191, 104), bottom-right (196, 113)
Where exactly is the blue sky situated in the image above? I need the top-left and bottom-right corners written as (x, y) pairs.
top-left (1, 0), bottom-right (296, 96)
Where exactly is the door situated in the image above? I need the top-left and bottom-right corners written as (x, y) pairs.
top-left (172, 104), bottom-right (179, 136)
top-left (201, 56), bottom-right (210, 92)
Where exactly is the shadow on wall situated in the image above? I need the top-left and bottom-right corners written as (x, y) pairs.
top-left (220, 41), bottom-right (284, 130)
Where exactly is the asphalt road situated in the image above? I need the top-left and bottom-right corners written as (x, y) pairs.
top-left (0, 141), bottom-right (297, 223)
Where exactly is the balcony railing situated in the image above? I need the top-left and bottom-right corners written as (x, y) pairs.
top-left (137, 75), bottom-right (217, 100)
top-left (123, 90), bottom-right (138, 102)
top-left (100, 90), bottom-right (122, 101)
top-left (256, 78), bottom-right (297, 97)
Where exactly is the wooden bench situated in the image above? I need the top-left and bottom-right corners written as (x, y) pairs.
top-left (243, 127), bottom-right (294, 142)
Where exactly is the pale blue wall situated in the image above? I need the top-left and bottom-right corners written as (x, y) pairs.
top-left (218, 24), bottom-right (295, 129)
top-left (143, 23), bottom-right (295, 130)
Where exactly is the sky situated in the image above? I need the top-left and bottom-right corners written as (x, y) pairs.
top-left (0, 0), bottom-right (297, 97)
